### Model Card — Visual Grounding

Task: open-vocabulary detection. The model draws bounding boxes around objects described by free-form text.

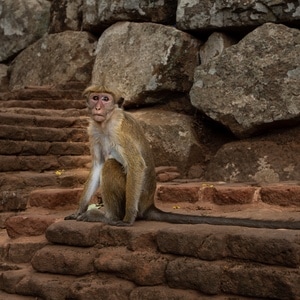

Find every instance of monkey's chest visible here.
[100,136,124,166]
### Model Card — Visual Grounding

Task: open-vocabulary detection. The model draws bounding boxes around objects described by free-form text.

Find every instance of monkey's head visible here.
[83,85,122,123]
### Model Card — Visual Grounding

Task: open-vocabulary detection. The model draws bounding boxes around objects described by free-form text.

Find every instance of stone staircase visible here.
[0,88,299,299]
[0,87,91,214]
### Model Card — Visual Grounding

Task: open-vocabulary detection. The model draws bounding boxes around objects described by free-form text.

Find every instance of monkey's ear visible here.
[117,97,125,108]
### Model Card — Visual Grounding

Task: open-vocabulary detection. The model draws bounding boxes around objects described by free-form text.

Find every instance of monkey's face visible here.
[88,93,115,123]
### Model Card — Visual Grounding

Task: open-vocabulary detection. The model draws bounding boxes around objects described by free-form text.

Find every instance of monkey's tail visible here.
[144,205,300,230]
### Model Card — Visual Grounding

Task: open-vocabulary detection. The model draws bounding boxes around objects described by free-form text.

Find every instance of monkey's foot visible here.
[76,208,107,222]
[64,213,78,220]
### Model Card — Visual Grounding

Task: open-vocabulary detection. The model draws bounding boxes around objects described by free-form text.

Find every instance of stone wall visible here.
[0,0,299,182]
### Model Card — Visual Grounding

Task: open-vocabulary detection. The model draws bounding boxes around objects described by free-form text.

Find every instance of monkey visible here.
[65,85,300,230]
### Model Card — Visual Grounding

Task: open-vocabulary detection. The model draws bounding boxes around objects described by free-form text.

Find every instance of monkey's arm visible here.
[65,143,103,220]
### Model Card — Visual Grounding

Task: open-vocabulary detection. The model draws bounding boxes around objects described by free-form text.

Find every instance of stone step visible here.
[0,267,254,300]
[2,180,299,236]
[0,125,88,142]
[12,222,300,299]
[0,140,89,156]
[0,87,85,101]
[0,267,141,300]
[0,230,48,264]
[2,220,299,299]
[0,155,90,172]
[0,169,89,191]
[157,180,300,208]
[4,208,74,239]
[0,106,87,117]
[0,112,88,128]
[0,169,89,214]
[44,220,300,264]
[0,99,86,110]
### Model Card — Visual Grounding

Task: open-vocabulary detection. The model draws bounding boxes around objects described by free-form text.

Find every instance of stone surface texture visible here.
[82,0,177,32]
[0,0,50,61]
[190,23,300,138]
[177,0,300,31]
[9,31,97,90]
[91,21,201,107]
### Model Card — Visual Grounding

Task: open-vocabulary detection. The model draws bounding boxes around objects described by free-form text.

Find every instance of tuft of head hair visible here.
[83,85,122,105]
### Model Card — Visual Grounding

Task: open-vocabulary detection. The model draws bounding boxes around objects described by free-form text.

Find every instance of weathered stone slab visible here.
[206,140,300,183]
[46,221,104,247]
[46,220,169,251]
[82,0,177,31]
[68,274,135,300]
[222,263,300,299]
[9,31,97,90]
[260,184,300,207]
[95,247,170,285]
[157,225,300,267]
[157,182,201,203]
[7,236,48,264]
[177,0,300,32]
[133,109,206,173]
[0,190,27,212]
[31,245,97,275]
[0,154,90,172]
[91,21,200,107]
[157,182,256,204]
[166,257,223,294]
[0,0,50,61]
[5,215,56,238]
[190,23,300,138]
[29,188,82,209]
[16,271,76,300]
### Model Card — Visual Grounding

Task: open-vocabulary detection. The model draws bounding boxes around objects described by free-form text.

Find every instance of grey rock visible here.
[0,0,50,61]
[91,22,200,107]
[82,0,177,32]
[177,0,300,32]
[9,31,97,90]
[190,23,300,138]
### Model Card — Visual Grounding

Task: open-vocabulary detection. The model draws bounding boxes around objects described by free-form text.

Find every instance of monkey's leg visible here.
[101,158,126,223]
[79,159,126,224]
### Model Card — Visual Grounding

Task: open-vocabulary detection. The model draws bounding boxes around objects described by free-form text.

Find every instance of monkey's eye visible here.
[101,96,109,102]
[92,95,99,101]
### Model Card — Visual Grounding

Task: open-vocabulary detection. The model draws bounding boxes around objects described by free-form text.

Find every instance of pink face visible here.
[88,92,115,123]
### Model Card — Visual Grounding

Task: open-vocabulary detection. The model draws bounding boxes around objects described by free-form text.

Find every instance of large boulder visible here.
[206,126,300,183]
[190,23,300,138]
[132,108,207,175]
[177,0,300,32]
[9,31,97,90]
[91,22,201,107]
[82,0,177,32]
[0,0,50,62]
